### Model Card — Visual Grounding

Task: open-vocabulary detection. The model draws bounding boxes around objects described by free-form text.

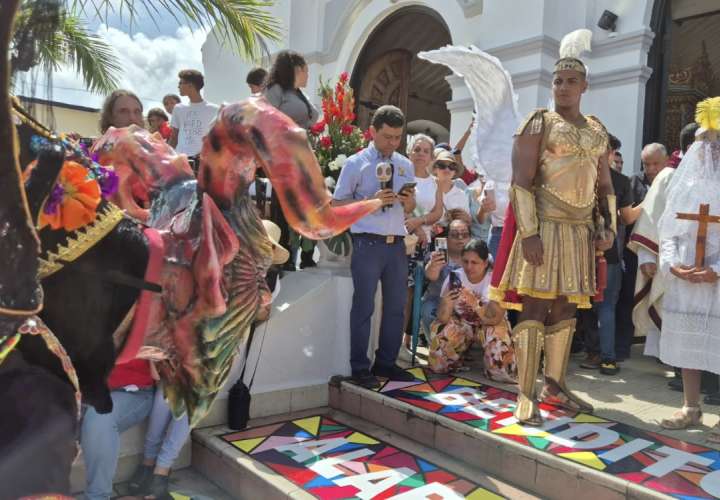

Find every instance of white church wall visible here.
[203,0,658,173]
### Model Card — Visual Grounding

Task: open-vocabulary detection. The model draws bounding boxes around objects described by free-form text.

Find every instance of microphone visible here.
[376,162,394,211]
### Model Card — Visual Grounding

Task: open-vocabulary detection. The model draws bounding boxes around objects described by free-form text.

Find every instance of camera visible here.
[449,270,462,291]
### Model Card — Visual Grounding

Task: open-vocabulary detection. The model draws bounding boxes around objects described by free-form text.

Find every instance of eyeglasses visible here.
[435,162,457,171]
[448,231,471,239]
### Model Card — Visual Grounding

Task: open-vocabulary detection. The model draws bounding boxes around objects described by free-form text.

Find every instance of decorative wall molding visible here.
[484,35,560,61]
[592,28,655,57]
[589,65,654,89]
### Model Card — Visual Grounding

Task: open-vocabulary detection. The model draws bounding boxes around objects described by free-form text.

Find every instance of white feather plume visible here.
[559,28,593,59]
[418,45,518,191]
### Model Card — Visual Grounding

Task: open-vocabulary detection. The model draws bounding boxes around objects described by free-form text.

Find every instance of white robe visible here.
[658,233,720,375]
[627,167,674,357]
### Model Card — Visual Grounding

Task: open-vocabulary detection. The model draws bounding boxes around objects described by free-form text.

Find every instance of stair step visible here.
[329,370,716,500]
[191,407,533,499]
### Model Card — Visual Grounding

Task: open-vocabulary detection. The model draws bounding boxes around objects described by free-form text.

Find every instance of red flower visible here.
[341,124,354,136]
[310,120,326,135]
[362,129,373,142]
[339,71,349,83]
[320,136,333,149]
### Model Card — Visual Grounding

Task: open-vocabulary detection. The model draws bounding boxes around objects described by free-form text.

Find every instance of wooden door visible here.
[356,49,412,132]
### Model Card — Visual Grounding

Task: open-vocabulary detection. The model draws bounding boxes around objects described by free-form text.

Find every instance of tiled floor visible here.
[403,343,720,448]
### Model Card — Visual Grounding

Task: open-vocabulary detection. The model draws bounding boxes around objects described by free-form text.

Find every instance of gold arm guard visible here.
[606,194,617,237]
[509,185,539,239]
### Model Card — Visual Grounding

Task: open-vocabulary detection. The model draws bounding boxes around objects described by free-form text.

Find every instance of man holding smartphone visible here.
[333,105,416,388]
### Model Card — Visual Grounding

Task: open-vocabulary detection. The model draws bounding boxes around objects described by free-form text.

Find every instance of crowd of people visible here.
[48,38,720,497]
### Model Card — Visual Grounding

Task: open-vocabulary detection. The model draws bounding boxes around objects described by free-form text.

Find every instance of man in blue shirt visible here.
[333,105,416,387]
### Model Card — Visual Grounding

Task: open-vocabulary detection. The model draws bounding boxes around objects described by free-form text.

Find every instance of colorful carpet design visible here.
[353,368,720,500]
[220,415,503,499]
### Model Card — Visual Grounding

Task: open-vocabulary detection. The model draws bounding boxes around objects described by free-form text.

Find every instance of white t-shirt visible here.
[170,101,220,156]
[415,176,437,214]
[440,267,491,302]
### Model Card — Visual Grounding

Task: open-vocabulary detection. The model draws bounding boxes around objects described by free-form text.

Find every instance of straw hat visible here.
[433,149,464,177]
[262,220,290,265]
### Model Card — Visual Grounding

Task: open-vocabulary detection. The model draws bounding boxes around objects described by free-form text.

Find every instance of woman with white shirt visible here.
[404,135,445,244]
[402,135,444,354]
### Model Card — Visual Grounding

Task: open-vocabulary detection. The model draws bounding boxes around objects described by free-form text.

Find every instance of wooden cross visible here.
[676,204,720,267]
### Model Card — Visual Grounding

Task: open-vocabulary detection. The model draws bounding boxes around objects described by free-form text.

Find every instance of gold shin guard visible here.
[512,320,544,425]
[540,319,594,413]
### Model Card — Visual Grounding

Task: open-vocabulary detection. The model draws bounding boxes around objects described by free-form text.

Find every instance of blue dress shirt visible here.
[333,142,415,235]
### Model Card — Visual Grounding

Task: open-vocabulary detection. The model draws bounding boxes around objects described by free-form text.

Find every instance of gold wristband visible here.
[510,185,539,238]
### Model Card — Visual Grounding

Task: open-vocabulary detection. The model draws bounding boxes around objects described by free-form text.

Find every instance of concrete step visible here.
[328,374,699,500]
[191,407,535,499]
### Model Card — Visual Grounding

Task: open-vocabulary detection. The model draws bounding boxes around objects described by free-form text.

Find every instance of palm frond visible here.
[69,0,283,60]
[58,14,121,93]
[12,3,121,94]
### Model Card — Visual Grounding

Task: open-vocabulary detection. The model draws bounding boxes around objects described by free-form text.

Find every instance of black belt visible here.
[352,233,404,244]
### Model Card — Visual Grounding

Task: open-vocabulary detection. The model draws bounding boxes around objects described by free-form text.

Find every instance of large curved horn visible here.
[200,97,381,239]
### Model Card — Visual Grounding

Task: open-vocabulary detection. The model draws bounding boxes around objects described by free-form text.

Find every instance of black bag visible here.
[227,321,268,430]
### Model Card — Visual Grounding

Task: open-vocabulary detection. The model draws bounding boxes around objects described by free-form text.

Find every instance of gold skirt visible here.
[490,218,596,310]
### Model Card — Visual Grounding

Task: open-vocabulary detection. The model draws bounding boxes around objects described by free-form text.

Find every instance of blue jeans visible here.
[144,386,191,469]
[488,226,503,259]
[592,263,622,361]
[350,236,408,372]
[81,388,154,500]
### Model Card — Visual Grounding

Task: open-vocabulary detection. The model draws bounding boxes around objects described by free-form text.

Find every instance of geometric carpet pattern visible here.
[353,368,720,500]
[220,415,504,499]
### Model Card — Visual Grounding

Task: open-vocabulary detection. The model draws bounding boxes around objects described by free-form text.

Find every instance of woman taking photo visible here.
[264,50,320,270]
[429,239,516,382]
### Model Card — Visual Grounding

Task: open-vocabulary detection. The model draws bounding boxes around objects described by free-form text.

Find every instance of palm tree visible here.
[12,0,282,94]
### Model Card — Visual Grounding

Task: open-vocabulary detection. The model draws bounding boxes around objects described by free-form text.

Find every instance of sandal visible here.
[660,406,703,430]
[708,422,720,444]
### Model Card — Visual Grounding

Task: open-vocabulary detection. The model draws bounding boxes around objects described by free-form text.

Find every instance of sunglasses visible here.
[448,231,471,238]
[435,162,457,171]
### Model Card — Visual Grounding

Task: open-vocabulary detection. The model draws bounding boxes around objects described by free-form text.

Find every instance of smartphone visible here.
[399,181,417,194]
[449,270,462,291]
[435,237,448,262]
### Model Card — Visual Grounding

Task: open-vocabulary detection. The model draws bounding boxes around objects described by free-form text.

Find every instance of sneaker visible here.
[579,353,601,369]
[145,473,172,500]
[372,364,416,382]
[127,464,153,495]
[599,360,620,375]
[351,369,380,389]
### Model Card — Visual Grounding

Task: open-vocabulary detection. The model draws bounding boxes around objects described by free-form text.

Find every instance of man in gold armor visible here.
[490,49,616,425]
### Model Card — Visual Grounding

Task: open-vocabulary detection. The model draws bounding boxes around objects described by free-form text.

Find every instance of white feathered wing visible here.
[418,45,518,192]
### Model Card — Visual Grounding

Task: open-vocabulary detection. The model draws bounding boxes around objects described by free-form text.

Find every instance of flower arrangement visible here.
[308,72,369,181]
[29,135,119,232]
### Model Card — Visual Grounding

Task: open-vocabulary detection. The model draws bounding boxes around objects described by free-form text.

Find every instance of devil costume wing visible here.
[418,45,520,305]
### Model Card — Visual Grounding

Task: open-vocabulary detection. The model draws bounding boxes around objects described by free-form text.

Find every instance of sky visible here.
[13,4,208,111]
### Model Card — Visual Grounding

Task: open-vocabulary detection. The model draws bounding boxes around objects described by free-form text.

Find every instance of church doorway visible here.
[644,0,720,153]
[350,6,452,145]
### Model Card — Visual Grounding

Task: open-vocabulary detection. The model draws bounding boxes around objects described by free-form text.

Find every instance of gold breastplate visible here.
[536,112,607,220]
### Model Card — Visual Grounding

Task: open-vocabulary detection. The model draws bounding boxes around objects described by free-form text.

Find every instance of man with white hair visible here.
[631,143,668,205]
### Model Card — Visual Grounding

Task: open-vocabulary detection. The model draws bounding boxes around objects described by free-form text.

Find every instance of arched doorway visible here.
[350,6,452,144]
[644,0,720,151]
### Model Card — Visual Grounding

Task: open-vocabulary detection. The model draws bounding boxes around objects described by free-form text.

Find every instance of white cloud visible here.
[15,24,208,111]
